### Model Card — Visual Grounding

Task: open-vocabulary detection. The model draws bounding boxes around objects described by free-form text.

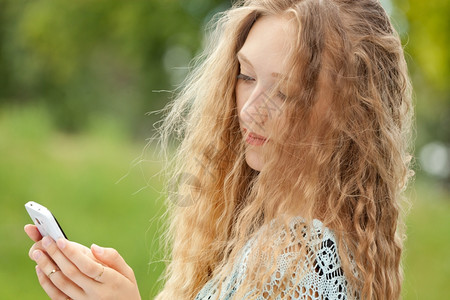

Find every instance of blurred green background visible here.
[1,0,449,299]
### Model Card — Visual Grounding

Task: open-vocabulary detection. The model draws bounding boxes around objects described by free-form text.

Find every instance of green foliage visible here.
[0,0,230,132]
[393,0,450,147]
[395,0,450,90]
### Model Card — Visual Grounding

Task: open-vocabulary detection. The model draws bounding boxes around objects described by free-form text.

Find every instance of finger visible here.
[29,241,59,269]
[35,266,69,300]
[91,244,136,282]
[71,241,98,259]
[29,240,44,261]
[24,224,43,242]
[42,236,97,290]
[56,238,114,284]
[33,249,85,299]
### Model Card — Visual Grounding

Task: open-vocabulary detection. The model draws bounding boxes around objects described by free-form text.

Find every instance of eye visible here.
[237,73,255,82]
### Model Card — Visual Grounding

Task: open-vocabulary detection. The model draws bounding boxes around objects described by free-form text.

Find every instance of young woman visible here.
[25,0,413,299]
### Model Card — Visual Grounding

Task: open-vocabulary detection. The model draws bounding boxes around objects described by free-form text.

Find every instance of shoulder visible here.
[259,217,349,299]
[194,217,349,300]
[285,217,345,279]
[292,217,348,299]
[269,216,339,253]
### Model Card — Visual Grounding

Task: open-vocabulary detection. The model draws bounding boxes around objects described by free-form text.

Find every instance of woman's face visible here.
[236,15,292,171]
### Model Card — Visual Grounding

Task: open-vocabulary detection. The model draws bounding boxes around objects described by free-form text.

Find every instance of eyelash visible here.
[237,73,255,82]
[237,73,287,100]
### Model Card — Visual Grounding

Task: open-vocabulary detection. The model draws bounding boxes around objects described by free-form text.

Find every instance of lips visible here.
[243,128,268,146]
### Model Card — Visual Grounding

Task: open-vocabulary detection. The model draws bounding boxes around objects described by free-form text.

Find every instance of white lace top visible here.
[195,217,348,300]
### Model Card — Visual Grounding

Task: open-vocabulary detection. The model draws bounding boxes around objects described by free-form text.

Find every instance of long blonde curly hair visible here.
[154,0,413,299]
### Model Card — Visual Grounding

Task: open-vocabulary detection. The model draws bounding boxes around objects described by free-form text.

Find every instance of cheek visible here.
[268,108,290,142]
[235,82,247,119]
[271,117,286,140]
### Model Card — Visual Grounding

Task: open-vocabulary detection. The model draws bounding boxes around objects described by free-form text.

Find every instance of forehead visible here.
[238,15,293,74]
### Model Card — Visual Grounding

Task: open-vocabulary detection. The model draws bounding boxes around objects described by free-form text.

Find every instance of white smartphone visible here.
[25,201,67,241]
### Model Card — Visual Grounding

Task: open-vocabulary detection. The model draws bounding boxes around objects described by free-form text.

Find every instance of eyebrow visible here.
[237,52,283,78]
[271,72,283,78]
[236,52,253,68]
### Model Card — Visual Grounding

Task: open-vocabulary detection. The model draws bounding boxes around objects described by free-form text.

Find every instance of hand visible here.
[25,224,96,262]
[25,225,141,300]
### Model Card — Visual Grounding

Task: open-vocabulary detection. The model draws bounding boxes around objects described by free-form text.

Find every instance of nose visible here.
[240,88,269,130]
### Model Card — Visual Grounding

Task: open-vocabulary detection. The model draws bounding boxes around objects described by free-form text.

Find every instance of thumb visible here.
[91,244,135,282]
[24,224,43,242]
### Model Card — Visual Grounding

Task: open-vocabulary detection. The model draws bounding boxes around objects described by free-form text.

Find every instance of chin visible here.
[245,151,263,171]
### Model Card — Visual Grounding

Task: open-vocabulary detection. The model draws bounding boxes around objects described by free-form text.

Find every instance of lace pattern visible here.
[195,218,348,300]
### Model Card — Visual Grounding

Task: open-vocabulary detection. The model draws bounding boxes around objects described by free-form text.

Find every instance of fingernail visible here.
[42,236,52,248]
[92,244,104,255]
[33,250,42,261]
[35,265,42,275]
[57,238,66,249]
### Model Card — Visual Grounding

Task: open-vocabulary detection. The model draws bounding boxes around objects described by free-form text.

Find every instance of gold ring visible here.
[95,265,105,281]
[47,269,58,278]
